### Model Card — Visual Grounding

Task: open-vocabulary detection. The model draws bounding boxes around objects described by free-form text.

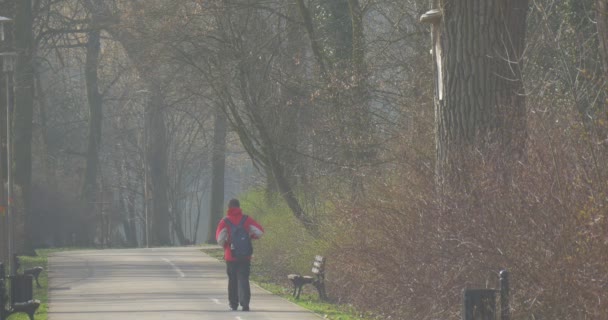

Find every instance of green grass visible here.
[253,280,377,320]
[200,247,376,320]
[6,248,71,320]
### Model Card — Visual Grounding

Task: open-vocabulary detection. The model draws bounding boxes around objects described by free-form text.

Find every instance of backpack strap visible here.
[223,217,234,227]
[238,215,248,227]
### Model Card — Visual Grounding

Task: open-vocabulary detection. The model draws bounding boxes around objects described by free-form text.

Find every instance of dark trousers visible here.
[226,260,251,308]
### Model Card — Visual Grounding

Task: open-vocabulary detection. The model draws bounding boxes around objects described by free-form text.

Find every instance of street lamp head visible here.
[0,52,16,72]
[0,16,12,42]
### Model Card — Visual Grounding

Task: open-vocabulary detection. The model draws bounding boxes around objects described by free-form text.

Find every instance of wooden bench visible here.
[287,255,327,300]
[0,262,41,320]
[24,267,44,289]
[11,300,41,320]
[14,256,44,288]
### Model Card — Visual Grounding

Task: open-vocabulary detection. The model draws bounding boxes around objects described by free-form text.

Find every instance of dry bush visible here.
[327,109,608,319]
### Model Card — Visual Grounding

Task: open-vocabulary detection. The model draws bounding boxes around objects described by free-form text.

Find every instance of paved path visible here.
[48,247,320,320]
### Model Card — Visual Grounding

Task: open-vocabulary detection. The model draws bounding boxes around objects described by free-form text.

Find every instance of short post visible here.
[499,270,510,320]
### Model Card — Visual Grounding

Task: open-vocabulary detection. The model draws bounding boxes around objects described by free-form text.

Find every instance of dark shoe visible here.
[230,306,238,311]
[241,306,250,311]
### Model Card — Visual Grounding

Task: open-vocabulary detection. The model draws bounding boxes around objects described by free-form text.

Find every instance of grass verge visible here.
[201,247,375,320]
[6,250,47,320]
[8,248,72,320]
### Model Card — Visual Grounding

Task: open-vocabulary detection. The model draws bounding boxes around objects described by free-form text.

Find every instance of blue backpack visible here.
[225,215,253,260]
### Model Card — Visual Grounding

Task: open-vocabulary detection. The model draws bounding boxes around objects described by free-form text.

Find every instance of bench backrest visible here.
[311,255,325,275]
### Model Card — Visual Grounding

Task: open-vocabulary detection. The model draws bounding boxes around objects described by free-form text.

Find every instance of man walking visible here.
[216,199,264,311]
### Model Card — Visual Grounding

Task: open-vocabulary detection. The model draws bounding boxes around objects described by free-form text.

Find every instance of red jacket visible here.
[215,207,264,262]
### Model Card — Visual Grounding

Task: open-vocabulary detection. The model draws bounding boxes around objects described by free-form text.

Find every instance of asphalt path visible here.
[48,247,321,320]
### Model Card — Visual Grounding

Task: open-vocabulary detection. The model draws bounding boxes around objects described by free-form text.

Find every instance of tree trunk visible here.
[434,0,528,187]
[206,108,226,244]
[598,0,608,81]
[171,203,187,245]
[80,0,173,247]
[14,0,36,255]
[146,88,171,246]
[117,158,137,247]
[82,28,103,244]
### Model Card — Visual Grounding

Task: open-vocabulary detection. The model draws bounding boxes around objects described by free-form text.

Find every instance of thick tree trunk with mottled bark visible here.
[434,0,528,187]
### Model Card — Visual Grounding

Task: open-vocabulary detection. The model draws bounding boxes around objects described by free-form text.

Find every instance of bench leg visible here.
[25,310,35,320]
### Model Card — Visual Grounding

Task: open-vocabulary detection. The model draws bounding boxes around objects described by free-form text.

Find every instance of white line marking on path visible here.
[162,258,185,278]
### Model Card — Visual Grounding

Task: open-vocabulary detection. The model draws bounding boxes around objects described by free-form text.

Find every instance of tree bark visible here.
[598,0,608,81]
[206,108,226,244]
[82,28,103,244]
[434,0,528,187]
[117,158,137,247]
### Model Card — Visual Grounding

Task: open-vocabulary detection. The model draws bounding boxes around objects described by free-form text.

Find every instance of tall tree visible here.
[82,0,172,245]
[14,0,36,254]
[82,26,103,243]
[429,0,529,187]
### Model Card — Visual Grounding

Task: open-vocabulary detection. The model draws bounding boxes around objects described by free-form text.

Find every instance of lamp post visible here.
[0,15,17,277]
